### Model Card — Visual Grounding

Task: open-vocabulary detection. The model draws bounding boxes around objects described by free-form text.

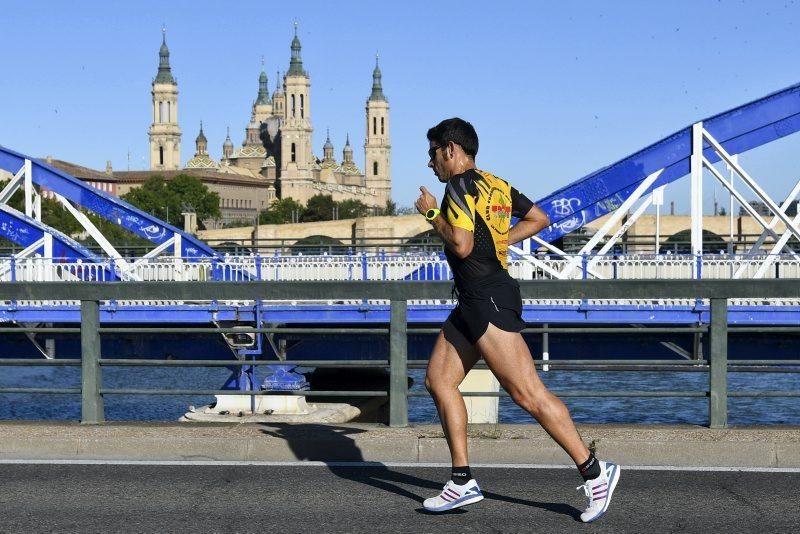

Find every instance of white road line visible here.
[0,459,798,473]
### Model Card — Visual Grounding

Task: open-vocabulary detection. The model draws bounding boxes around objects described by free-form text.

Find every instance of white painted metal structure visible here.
[503,121,800,281]
[0,157,192,281]
[3,253,800,283]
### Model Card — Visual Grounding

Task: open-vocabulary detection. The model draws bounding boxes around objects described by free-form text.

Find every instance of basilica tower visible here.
[149,30,181,170]
[364,55,391,208]
[252,62,273,124]
[278,24,314,200]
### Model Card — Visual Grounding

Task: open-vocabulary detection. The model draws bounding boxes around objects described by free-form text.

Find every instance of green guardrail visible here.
[1,280,800,428]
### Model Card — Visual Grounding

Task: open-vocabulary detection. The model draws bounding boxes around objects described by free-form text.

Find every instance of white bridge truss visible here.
[508,122,800,280]
[0,158,188,281]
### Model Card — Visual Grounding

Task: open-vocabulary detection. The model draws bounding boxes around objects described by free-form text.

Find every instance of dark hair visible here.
[426,117,478,158]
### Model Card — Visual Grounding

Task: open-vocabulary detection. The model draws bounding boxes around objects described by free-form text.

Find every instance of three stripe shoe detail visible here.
[423,479,484,512]
[577,460,621,522]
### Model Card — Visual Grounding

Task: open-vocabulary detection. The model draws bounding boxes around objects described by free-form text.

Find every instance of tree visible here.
[259,197,304,224]
[337,198,370,219]
[383,199,397,216]
[121,174,220,228]
[6,189,83,236]
[83,213,152,250]
[3,187,149,250]
[302,194,336,222]
[167,174,221,224]
[121,175,174,223]
[42,198,84,236]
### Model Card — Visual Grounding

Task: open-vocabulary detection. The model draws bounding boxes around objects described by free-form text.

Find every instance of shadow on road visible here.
[259,423,439,503]
[258,423,580,519]
[483,491,580,520]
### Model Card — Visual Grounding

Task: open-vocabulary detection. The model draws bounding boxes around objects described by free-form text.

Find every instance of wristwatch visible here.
[425,208,441,221]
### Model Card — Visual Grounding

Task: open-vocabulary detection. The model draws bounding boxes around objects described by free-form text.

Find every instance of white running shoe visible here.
[423,479,484,512]
[577,460,620,523]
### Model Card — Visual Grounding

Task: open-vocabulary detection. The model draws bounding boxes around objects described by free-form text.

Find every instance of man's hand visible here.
[415,186,437,214]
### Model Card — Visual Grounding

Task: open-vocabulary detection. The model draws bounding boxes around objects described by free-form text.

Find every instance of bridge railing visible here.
[5,252,800,282]
[0,280,799,428]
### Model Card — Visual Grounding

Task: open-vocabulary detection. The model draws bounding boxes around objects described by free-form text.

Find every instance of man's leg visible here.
[475,323,588,464]
[425,321,480,467]
[476,323,621,522]
[422,321,486,512]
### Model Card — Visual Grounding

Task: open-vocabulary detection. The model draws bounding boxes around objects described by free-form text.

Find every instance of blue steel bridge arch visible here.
[0,204,99,263]
[0,146,221,274]
[535,82,800,244]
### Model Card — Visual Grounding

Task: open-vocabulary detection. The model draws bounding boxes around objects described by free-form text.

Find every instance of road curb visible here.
[0,422,798,467]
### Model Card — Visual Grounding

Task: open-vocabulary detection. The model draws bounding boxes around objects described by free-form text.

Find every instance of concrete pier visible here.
[459,369,499,424]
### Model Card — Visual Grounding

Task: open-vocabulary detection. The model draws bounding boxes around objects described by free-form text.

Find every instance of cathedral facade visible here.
[148,27,391,223]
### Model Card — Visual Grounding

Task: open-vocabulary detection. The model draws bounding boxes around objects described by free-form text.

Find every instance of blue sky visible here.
[2,0,799,214]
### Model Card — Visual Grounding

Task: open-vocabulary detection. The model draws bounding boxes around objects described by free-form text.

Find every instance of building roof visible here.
[41,158,267,188]
[41,158,117,182]
[185,154,219,170]
[114,168,268,187]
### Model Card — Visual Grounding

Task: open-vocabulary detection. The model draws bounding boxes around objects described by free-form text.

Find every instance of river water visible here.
[0,365,798,425]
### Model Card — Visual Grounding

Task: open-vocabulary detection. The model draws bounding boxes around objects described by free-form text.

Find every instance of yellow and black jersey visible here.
[441,168,534,287]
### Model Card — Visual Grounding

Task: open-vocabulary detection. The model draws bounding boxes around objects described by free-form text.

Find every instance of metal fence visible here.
[4,252,800,283]
[0,279,799,428]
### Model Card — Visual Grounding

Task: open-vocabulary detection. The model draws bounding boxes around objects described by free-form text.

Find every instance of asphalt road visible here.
[0,464,797,533]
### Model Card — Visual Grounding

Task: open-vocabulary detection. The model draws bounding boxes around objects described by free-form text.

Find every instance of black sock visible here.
[451,466,472,485]
[578,453,601,481]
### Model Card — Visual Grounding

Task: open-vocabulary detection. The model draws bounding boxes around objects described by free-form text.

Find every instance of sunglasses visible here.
[428,145,443,160]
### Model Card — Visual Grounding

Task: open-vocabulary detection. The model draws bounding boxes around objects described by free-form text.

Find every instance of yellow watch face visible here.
[426,208,440,221]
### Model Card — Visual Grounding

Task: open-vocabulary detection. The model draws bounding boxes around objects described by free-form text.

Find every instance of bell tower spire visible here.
[149,27,181,170]
[279,22,314,202]
[365,53,391,209]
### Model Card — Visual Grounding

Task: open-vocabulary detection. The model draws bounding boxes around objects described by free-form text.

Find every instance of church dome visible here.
[196,122,207,144]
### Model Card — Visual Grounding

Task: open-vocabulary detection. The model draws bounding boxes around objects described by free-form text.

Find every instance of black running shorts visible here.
[445,271,526,344]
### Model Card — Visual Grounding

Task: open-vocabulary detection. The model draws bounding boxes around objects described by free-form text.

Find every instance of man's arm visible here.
[430,215,474,259]
[508,204,549,245]
[415,185,474,259]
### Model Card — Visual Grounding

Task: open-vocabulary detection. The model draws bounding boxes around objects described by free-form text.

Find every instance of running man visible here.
[415,118,620,522]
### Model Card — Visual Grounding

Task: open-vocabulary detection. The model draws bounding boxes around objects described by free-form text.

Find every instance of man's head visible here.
[427,117,478,181]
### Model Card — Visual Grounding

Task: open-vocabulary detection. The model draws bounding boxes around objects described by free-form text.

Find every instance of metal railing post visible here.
[361,252,369,281]
[389,299,408,427]
[709,297,728,428]
[81,299,104,424]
